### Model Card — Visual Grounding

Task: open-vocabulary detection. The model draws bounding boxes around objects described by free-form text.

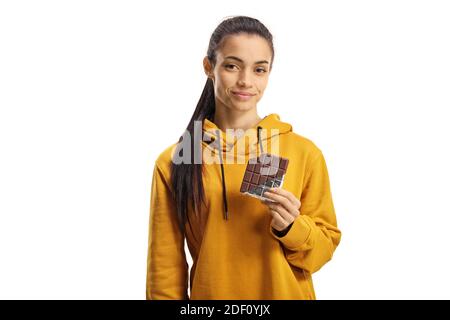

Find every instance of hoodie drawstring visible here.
[216,129,229,220]
[215,126,265,221]
[257,126,264,155]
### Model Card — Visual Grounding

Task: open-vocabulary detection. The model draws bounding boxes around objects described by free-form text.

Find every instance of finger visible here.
[266,201,296,221]
[263,191,298,214]
[269,188,301,209]
[269,210,288,230]
[271,219,285,231]
[261,198,276,205]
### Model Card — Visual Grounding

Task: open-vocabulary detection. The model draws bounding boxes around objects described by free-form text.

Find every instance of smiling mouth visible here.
[231,91,255,96]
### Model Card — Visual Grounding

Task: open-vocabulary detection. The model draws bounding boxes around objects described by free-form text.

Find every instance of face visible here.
[203,33,272,112]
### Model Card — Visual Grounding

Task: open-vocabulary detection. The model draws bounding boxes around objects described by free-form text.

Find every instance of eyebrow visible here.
[224,55,269,65]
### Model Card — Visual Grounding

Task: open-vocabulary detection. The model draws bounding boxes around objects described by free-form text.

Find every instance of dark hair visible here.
[170,16,275,235]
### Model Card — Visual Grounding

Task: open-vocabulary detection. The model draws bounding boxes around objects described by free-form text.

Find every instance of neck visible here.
[213,106,262,133]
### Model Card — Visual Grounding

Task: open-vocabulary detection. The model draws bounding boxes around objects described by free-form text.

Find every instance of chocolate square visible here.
[240,153,289,201]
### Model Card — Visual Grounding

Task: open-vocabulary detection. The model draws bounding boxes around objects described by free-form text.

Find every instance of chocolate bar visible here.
[240,153,289,201]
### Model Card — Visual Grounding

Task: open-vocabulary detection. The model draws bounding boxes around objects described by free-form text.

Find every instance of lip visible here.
[231,90,255,101]
[231,91,255,96]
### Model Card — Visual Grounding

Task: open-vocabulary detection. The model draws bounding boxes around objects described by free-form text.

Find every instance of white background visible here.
[1,0,449,299]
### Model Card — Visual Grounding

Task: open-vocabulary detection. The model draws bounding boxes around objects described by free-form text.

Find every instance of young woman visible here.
[146,16,341,300]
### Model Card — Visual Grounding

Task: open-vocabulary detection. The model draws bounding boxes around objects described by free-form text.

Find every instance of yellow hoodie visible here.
[146,113,341,300]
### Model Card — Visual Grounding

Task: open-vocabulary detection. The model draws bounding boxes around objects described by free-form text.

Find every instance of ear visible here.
[203,56,214,79]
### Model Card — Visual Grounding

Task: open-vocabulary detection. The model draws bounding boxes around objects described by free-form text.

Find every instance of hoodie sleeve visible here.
[146,162,189,300]
[270,150,341,274]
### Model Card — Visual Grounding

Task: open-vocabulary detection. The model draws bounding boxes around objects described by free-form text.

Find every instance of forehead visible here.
[216,33,271,63]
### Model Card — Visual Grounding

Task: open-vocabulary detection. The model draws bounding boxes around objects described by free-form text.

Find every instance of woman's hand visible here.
[261,187,301,233]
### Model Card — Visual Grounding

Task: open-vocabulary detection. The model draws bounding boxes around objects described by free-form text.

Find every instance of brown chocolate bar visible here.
[240,153,289,201]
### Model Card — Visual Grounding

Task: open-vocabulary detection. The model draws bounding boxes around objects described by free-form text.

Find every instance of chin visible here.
[227,97,257,110]
[229,103,256,112]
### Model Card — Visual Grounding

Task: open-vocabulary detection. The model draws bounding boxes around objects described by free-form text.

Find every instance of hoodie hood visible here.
[200,113,293,221]
[202,113,292,156]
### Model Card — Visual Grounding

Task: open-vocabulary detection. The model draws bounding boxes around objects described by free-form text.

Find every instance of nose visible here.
[237,69,252,87]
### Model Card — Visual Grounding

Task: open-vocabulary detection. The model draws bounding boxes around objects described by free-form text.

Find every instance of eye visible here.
[225,64,237,70]
[256,67,267,73]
